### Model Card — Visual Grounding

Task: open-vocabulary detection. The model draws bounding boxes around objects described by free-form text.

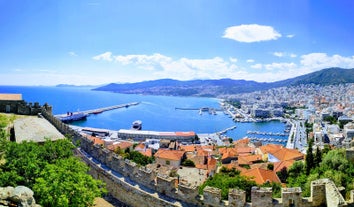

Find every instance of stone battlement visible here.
[38,108,354,207]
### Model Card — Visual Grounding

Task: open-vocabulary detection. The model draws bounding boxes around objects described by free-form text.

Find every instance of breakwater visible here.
[39,107,353,207]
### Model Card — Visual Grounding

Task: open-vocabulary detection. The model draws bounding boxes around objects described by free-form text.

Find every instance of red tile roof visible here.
[107,141,133,151]
[270,148,304,162]
[259,144,283,154]
[273,160,295,172]
[0,94,22,101]
[236,147,255,154]
[241,168,281,185]
[154,149,185,161]
[238,154,262,165]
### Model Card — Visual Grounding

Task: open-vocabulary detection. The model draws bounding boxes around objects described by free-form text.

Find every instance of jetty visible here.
[55,102,140,119]
[216,125,237,135]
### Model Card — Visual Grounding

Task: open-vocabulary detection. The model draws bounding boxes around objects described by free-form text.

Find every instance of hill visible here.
[93,68,354,97]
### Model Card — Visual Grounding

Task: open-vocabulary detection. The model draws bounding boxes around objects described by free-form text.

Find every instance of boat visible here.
[60,112,87,123]
[131,120,142,130]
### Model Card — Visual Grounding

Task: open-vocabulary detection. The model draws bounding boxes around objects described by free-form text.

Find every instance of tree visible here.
[305,139,314,175]
[267,163,274,171]
[33,157,106,207]
[314,146,322,168]
[182,159,195,167]
[276,167,288,183]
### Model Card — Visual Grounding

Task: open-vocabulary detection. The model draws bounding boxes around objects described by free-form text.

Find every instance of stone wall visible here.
[0,100,51,115]
[0,186,40,207]
[40,108,354,207]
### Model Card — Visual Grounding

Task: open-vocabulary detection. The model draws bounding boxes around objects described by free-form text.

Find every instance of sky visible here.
[0,0,354,86]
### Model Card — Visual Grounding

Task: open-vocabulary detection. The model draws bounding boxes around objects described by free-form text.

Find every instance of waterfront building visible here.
[118,129,196,141]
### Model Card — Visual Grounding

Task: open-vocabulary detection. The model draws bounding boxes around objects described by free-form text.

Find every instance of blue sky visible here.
[0,0,353,86]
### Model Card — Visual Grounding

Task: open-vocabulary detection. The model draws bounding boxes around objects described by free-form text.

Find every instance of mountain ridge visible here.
[93,67,354,97]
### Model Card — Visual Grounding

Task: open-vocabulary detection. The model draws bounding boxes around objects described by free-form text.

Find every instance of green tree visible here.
[33,157,106,207]
[182,159,195,167]
[276,167,288,183]
[313,146,322,168]
[305,139,314,175]
[267,163,274,171]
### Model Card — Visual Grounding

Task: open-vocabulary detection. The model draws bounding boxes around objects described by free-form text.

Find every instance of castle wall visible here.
[228,188,246,207]
[251,187,273,207]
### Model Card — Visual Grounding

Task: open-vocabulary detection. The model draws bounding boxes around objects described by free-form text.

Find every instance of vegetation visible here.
[182,159,195,167]
[225,99,241,109]
[199,167,257,201]
[0,138,106,207]
[323,115,337,125]
[115,147,154,166]
[287,148,354,198]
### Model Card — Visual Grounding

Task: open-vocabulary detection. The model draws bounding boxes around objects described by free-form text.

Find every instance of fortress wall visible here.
[177,184,199,205]
[41,107,353,207]
[310,180,326,206]
[228,188,246,207]
[77,148,182,207]
[202,186,223,207]
[251,187,273,207]
[136,167,156,189]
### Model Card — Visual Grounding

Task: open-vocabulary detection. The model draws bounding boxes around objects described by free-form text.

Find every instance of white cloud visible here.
[90,52,354,84]
[229,57,238,63]
[273,52,284,57]
[222,24,282,43]
[300,53,354,71]
[273,52,297,58]
[264,62,297,71]
[93,52,113,61]
[68,51,78,57]
[93,52,239,80]
[286,34,295,38]
[251,64,263,69]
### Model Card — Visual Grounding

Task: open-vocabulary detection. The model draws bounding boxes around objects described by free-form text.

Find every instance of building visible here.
[118,129,196,141]
[154,149,186,168]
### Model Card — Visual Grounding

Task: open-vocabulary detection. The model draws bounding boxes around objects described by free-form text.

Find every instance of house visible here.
[241,168,281,185]
[273,160,295,172]
[107,141,134,152]
[134,143,153,157]
[219,147,238,164]
[238,154,263,165]
[154,149,186,168]
[268,148,304,162]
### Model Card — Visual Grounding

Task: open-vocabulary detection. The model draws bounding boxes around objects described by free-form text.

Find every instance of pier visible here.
[55,102,140,118]
[217,125,237,135]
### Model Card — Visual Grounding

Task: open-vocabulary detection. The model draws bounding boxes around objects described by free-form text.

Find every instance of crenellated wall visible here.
[39,108,354,207]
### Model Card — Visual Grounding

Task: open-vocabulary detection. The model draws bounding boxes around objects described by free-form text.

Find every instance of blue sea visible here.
[0,86,287,141]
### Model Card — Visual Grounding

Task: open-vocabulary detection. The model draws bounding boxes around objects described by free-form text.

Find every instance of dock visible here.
[217,126,237,135]
[55,102,140,118]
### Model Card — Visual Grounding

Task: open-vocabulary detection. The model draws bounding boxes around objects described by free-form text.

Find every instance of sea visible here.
[0,86,287,143]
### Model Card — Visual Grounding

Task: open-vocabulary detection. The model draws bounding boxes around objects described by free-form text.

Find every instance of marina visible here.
[246,136,288,143]
[246,130,288,136]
